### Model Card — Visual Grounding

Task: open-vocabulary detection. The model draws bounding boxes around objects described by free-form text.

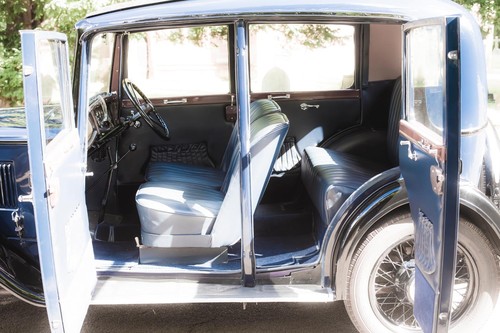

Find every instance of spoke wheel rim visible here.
[368,236,477,330]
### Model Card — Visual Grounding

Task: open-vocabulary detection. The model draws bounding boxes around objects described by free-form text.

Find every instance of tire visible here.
[345,213,500,333]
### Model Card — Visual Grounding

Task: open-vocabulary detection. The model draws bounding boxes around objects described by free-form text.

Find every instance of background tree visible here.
[0,0,123,107]
[454,0,499,38]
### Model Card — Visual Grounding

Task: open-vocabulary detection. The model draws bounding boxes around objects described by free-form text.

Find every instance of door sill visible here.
[91,276,334,304]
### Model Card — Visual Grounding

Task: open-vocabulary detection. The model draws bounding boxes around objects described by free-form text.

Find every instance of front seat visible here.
[136,110,289,248]
[145,99,281,187]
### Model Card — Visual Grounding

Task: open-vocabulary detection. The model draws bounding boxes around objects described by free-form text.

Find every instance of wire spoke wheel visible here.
[346,214,500,333]
[369,237,475,330]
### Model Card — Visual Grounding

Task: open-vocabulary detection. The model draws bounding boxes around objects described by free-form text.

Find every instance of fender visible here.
[0,240,44,306]
[319,167,404,292]
[321,168,500,300]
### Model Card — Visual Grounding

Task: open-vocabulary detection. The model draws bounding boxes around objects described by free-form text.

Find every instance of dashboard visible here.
[88,93,116,148]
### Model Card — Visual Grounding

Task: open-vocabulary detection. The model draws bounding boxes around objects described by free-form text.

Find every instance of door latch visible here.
[430,165,445,195]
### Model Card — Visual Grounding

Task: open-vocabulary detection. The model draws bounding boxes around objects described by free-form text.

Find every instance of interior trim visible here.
[121,94,234,108]
[251,89,360,101]
[399,119,445,162]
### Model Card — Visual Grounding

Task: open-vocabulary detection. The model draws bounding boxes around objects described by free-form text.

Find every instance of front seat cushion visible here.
[136,181,224,247]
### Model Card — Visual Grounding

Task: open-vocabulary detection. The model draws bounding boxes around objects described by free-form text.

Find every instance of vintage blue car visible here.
[1,0,499,332]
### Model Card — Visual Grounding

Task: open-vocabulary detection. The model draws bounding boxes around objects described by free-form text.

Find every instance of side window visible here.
[127,26,230,98]
[249,24,356,93]
[89,33,115,96]
[406,25,444,139]
[39,39,73,143]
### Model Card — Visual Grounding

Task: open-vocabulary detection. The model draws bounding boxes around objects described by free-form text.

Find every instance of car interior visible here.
[84,21,403,273]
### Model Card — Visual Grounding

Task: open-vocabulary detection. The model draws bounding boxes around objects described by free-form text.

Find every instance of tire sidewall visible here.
[346,216,500,333]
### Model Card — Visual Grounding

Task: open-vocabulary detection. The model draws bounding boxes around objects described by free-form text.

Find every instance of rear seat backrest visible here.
[386,77,402,166]
[301,77,402,225]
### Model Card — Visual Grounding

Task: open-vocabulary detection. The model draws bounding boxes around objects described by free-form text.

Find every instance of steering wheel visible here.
[122,78,170,139]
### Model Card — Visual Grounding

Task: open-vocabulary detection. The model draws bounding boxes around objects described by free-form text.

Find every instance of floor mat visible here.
[255,233,319,267]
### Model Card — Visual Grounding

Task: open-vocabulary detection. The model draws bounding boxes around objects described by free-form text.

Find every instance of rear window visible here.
[249,24,356,93]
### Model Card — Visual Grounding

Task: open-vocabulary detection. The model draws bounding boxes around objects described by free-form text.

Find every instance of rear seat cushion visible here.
[301,146,386,224]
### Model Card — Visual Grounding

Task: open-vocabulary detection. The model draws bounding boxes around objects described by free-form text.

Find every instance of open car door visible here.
[21,31,96,332]
[399,18,461,333]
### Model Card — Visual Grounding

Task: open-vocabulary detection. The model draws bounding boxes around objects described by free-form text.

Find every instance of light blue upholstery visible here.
[145,99,281,187]
[136,110,289,248]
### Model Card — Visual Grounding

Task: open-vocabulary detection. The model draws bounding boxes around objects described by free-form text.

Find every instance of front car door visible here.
[399,17,461,333]
[21,31,96,332]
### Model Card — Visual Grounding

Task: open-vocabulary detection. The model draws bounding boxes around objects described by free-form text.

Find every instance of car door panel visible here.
[399,17,461,333]
[21,30,96,333]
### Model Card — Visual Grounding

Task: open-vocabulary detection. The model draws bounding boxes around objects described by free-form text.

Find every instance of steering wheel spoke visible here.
[122,78,170,139]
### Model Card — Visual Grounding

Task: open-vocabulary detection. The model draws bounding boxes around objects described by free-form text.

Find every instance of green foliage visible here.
[0,0,124,107]
[165,26,229,46]
[253,24,345,48]
[41,0,94,50]
[454,0,499,37]
[0,49,23,107]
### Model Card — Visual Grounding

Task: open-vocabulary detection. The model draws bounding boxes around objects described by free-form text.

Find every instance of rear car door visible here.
[399,18,461,333]
[21,30,96,332]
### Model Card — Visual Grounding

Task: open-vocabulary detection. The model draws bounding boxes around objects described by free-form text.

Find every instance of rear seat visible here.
[301,147,386,224]
[301,78,401,225]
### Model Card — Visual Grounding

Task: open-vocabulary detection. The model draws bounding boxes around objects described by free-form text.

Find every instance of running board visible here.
[91,276,334,305]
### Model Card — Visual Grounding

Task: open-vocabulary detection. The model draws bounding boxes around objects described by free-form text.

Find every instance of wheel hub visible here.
[394,259,415,303]
[370,239,473,330]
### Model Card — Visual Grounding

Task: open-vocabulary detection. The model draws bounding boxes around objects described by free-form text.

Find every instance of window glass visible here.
[0,39,71,137]
[406,25,444,138]
[39,39,72,143]
[89,33,115,97]
[127,26,230,98]
[249,24,355,93]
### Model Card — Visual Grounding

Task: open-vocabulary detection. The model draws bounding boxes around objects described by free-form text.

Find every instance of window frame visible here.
[246,21,361,101]
[120,23,234,104]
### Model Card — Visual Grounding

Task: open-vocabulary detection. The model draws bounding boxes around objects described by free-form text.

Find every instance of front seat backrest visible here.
[211,112,289,247]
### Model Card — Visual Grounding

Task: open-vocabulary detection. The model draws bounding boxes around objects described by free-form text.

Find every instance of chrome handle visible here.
[267,94,290,100]
[400,140,418,161]
[163,98,187,105]
[300,103,320,111]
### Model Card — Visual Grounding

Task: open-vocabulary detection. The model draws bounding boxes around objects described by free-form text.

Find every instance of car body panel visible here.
[399,17,461,332]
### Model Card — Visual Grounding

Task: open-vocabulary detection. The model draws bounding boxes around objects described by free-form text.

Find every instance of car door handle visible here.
[300,103,320,111]
[163,98,187,105]
[267,94,290,100]
[400,140,418,161]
